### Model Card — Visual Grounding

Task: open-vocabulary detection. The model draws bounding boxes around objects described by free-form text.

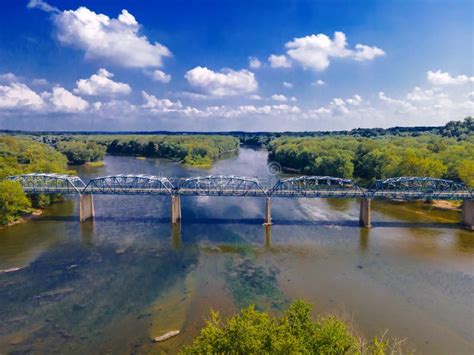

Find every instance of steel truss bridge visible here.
[4,173,474,229]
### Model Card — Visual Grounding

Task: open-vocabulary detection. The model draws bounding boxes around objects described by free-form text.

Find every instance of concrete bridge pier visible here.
[171,195,181,224]
[359,198,371,228]
[461,200,474,231]
[263,196,272,225]
[79,194,94,222]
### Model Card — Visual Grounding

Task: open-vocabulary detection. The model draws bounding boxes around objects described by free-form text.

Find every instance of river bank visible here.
[0,208,43,229]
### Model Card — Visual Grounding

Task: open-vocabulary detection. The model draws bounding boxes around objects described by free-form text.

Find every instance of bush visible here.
[181,300,359,354]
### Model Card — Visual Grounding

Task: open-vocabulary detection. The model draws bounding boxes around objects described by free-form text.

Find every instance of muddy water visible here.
[0,148,473,354]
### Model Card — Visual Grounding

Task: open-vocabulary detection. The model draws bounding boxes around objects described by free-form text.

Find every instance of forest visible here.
[38,134,240,168]
[269,134,474,187]
[0,136,71,225]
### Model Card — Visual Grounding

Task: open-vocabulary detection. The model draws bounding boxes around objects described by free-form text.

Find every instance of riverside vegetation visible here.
[0,136,71,225]
[269,134,474,187]
[182,300,405,354]
[41,134,240,168]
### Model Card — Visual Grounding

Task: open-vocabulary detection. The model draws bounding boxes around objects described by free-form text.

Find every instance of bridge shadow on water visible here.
[36,215,462,229]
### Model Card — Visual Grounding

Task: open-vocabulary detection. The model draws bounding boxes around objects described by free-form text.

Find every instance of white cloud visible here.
[378,91,415,113]
[285,31,384,71]
[427,70,474,86]
[185,66,258,97]
[47,5,171,68]
[268,54,291,68]
[272,94,288,102]
[75,68,131,96]
[313,79,326,86]
[142,91,183,112]
[146,69,171,83]
[249,57,262,69]
[27,0,59,13]
[0,82,44,110]
[346,94,362,106]
[283,81,293,88]
[0,73,19,82]
[353,44,386,61]
[44,87,89,112]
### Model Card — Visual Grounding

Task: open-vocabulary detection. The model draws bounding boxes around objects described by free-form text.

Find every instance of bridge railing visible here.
[4,173,473,201]
[368,177,473,200]
[178,175,267,196]
[269,176,365,198]
[83,174,174,195]
[5,173,86,194]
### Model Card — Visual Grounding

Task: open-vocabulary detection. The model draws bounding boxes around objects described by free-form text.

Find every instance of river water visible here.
[0,148,473,354]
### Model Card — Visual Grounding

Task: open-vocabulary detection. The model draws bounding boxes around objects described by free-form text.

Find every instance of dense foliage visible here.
[269,134,474,187]
[181,300,399,354]
[57,141,106,164]
[0,136,70,224]
[74,135,240,167]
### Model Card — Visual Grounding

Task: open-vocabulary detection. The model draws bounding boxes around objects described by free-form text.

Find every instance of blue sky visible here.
[0,0,472,131]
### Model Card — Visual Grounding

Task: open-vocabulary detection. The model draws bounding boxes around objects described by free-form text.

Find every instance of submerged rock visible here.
[153,330,180,342]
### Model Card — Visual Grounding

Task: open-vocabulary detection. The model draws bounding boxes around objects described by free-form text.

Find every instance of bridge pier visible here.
[359,198,371,228]
[263,196,272,225]
[171,195,181,224]
[79,194,94,222]
[461,200,474,231]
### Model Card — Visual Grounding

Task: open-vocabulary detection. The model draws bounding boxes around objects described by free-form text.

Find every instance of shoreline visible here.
[1,208,43,229]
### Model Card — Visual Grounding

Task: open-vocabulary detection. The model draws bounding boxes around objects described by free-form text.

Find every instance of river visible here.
[0,147,473,354]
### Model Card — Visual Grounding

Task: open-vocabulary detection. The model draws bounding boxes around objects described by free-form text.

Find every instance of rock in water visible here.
[153,330,180,342]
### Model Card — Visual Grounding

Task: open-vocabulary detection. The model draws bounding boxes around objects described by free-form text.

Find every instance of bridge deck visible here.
[6,174,473,201]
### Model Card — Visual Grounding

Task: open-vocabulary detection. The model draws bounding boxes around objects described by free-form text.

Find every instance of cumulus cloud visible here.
[272,94,288,102]
[43,87,89,112]
[146,69,171,83]
[0,79,89,114]
[142,91,183,111]
[427,70,474,86]
[0,82,44,110]
[249,57,262,69]
[283,31,384,71]
[268,54,291,68]
[185,66,258,97]
[32,3,171,68]
[0,73,19,82]
[75,68,131,96]
[283,81,293,88]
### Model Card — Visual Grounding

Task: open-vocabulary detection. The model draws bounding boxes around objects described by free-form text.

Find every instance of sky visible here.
[0,0,472,131]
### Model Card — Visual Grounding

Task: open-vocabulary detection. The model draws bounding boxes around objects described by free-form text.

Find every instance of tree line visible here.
[0,136,71,225]
[269,134,474,187]
[48,134,240,167]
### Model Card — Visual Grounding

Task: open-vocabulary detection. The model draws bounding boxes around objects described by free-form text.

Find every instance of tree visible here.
[0,180,31,224]
[181,300,359,354]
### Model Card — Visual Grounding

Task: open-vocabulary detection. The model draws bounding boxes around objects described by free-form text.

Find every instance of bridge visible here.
[5,173,474,230]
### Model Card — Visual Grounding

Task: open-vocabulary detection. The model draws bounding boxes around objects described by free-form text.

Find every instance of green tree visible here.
[0,180,31,225]
[181,300,359,354]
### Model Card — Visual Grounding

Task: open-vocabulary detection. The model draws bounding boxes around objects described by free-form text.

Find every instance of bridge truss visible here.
[270,176,365,198]
[5,173,86,194]
[369,177,473,200]
[4,173,473,201]
[83,174,174,195]
[178,175,267,196]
